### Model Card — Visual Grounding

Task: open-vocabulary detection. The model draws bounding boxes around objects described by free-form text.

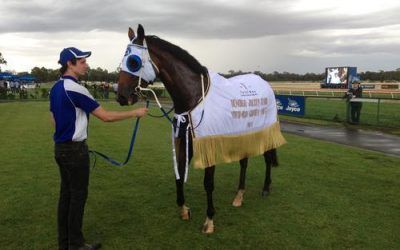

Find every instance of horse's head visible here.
[117,24,157,105]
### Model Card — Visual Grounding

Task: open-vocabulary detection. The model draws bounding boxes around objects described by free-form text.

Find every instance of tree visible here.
[30,67,59,82]
[0,52,7,72]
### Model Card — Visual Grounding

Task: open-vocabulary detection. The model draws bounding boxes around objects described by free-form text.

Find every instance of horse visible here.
[117,24,286,234]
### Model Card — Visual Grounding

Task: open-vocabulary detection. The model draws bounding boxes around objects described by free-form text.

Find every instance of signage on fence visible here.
[276,95,305,116]
[362,84,375,89]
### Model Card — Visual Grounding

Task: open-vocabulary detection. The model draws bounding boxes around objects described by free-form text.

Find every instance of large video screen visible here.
[326,67,348,84]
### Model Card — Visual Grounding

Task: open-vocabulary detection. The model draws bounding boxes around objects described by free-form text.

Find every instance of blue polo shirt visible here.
[50,76,100,143]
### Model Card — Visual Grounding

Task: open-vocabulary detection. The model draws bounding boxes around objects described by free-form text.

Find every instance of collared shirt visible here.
[50,75,99,143]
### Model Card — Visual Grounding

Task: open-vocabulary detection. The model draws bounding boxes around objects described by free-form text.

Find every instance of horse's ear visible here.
[137,24,145,41]
[128,27,135,41]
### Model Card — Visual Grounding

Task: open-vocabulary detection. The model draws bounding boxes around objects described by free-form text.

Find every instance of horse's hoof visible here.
[202,218,214,234]
[232,197,242,207]
[261,190,270,197]
[202,224,214,234]
[180,205,191,220]
[232,189,245,207]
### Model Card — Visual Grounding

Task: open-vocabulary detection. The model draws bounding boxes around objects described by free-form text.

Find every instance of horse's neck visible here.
[163,71,202,114]
[152,52,204,114]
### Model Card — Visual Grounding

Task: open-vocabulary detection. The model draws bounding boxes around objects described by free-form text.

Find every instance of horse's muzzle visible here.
[117,94,129,106]
[117,94,138,106]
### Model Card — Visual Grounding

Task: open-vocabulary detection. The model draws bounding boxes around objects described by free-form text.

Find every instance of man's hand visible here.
[134,108,148,118]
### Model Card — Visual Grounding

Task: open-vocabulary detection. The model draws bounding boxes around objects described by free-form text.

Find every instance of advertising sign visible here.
[276,95,305,116]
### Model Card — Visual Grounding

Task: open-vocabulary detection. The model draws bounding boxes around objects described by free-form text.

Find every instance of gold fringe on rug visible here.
[192,121,286,169]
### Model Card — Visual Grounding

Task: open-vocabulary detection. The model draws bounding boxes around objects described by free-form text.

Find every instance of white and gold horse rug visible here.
[187,71,286,169]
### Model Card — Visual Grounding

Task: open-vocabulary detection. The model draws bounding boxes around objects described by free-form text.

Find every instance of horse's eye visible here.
[126,55,142,72]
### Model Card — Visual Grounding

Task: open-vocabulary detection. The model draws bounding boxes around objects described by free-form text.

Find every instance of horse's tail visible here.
[265,148,279,167]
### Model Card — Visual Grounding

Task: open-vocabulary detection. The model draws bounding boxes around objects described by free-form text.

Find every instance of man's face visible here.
[68,58,89,76]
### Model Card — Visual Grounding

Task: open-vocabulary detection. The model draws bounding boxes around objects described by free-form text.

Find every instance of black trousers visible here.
[350,103,362,123]
[55,141,89,250]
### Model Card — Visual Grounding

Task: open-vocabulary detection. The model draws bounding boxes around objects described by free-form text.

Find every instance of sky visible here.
[1,0,400,74]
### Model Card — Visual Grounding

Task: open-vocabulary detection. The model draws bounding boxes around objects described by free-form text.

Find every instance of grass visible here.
[303,97,400,128]
[0,101,400,249]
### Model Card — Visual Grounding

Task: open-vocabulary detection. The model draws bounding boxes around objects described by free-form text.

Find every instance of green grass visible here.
[303,97,400,128]
[1,101,400,249]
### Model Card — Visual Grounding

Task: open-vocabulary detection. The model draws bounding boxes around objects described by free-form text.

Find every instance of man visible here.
[346,78,363,124]
[50,47,148,250]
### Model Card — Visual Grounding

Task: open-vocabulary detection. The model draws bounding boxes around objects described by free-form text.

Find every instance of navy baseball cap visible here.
[351,76,361,84]
[58,47,91,65]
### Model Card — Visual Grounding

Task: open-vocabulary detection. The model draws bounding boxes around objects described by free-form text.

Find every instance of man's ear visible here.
[66,60,76,68]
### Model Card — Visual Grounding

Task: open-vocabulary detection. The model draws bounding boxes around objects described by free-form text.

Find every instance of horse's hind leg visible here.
[262,149,278,196]
[232,158,248,207]
[202,165,215,234]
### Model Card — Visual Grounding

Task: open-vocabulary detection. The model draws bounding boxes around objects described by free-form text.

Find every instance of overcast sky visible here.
[1,0,399,74]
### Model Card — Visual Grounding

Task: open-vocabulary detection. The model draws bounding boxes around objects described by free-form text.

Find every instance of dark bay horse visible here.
[117,24,284,234]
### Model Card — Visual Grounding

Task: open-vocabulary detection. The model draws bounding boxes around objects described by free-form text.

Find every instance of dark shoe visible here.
[77,242,102,250]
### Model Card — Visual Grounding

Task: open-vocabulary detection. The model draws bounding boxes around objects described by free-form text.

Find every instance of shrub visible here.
[19,89,28,99]
[41,88,49,99]
[0,88,7,99]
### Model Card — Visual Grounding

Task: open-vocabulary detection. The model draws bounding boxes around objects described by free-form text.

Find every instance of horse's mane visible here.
[146,35,208,75]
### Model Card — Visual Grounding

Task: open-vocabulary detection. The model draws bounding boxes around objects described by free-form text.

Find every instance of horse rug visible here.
[188,71,286,169]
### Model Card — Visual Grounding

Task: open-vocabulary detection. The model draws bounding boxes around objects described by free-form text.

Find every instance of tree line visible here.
[221,70,325,82]
[29,67,119,83]
[2,50,400,82]
[25,67,400,83]
[2,58,400,83]
[223,69,400,82]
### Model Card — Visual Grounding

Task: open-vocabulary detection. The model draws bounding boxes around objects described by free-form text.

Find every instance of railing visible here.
[273,88,400,100]
[278,95,400,128]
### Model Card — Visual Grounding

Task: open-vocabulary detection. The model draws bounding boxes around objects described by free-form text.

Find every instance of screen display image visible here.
[326,67,348,84]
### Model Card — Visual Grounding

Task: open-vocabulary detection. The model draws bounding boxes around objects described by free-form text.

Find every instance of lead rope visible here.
[171,126,179,179]
[89,100,149,168]
[170,117,190,182]
[184,128,189,182]
[132,39,185,181]
[171,113,188,181]
[170,74,206,182]
[136,38,163,108]
[171,113,187,181]
[123,38,203,181]
[135,40,206,182]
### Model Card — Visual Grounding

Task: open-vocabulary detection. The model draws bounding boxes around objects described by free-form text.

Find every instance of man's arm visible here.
[91,106,148,122]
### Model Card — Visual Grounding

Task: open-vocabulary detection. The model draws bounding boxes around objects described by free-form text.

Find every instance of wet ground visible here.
[280,121,400,158]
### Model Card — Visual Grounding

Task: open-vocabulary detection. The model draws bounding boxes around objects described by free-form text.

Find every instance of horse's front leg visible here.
[232,158,248,207]
[176,177,190,220]
[175,137,192,220]
[202,165,215,234]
